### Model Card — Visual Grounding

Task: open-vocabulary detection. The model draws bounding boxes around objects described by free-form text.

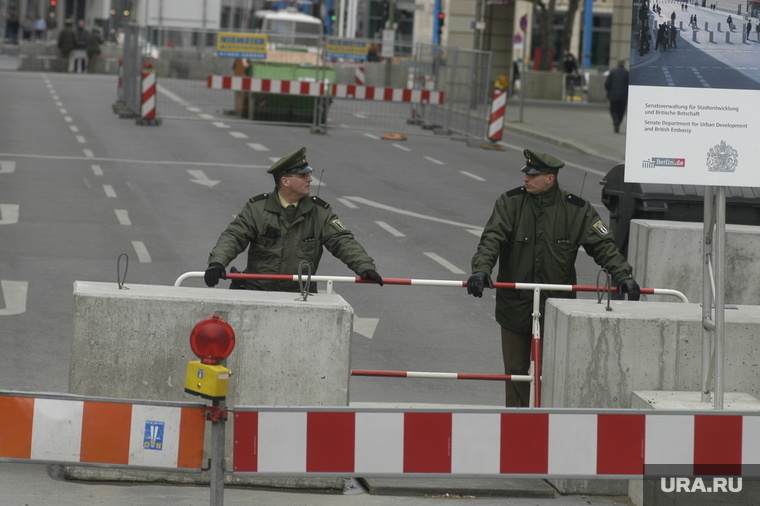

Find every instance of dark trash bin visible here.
[600,163,760,256]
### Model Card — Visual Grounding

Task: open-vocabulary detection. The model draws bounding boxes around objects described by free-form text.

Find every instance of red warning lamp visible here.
[189,315,235,365]
[50,0,57,5]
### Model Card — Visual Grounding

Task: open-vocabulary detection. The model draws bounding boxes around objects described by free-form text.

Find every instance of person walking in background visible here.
[56,20,76,72]
[747,20,752,41]
[86,25,103,73]
[34,15,47,40]
[204,147,383,292]
[466,149,640,407]
[605,59,630,133]
[71,19,88,72]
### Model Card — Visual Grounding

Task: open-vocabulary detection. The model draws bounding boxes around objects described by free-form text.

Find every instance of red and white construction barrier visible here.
[0,394,205,469]
[206,75,445,105]
[487,88,507,143]
[233,408,760,476]
[173,272,688,408]
[354,65,365,85]
[138,63,159,125]
[174,272,689,303]
[351,369,532,382]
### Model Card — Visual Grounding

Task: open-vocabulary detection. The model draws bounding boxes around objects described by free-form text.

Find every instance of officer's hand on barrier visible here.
[360,269,384,286]
[204,263,226,287]
[618,278,641,301]
[467,271,493,298]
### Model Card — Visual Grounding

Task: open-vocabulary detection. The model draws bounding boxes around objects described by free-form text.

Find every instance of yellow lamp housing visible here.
[184,360,231,400]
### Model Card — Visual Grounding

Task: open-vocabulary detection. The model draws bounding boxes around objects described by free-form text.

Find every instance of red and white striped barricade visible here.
[206,75,445,105]
[137,62,160,126]
[174,272,688,408]
[232,406,760,477]
[487,88,507,143]
[354,65,365,85]
[0,392,205,469]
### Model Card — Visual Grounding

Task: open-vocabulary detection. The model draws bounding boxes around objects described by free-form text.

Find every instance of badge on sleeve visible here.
[330,219,347,231]
[592,220,610,237]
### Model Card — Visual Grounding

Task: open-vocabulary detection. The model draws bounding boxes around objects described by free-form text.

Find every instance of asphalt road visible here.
[0,70,617,408]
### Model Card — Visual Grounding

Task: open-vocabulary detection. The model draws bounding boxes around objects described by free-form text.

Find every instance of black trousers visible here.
[609,100,627,128]
[500,327,533,407]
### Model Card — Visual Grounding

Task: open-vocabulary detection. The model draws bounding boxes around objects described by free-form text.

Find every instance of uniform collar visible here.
[266,188,314,214]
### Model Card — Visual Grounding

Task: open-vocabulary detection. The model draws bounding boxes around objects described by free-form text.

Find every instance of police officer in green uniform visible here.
[204,147,383,292]
[466,149,640,407]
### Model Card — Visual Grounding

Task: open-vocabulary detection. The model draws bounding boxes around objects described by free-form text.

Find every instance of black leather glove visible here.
[360,269,384,286]
[618,278,641,301]
[467,271,493,298]
[204,263,226,287]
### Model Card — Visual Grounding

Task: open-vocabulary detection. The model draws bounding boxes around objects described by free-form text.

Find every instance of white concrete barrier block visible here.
[628,219,760,305]
[70,282,354,407]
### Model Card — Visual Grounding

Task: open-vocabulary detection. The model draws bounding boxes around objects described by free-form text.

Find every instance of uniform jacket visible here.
[57,27,77,54]
[471,184,633,333]
[208,189,376,292]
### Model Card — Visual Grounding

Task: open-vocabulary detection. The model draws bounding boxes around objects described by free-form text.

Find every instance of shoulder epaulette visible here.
[312,196,330,209]
[567,193,586,207]
[250,193,269,203]
[506,186,526,197]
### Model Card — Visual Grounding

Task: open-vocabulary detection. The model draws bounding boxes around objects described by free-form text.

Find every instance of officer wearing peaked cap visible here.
[466,148,640,407]
[205,147,383,292]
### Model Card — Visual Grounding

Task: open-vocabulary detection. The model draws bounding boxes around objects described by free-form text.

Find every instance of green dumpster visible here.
[249,62,334,124]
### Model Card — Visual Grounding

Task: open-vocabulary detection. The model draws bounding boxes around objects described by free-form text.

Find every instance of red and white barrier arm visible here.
[351,369,532,382]
[173,272,688,303]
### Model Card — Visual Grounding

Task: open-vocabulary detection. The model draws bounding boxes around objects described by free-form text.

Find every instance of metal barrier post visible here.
[209,399,226,506]
[531,287,542,407]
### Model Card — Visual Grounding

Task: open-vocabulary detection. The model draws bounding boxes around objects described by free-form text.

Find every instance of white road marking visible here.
[83,149,94,158]
[375,220,405,237]
[460,170,486,181]
[393,143,410,151]
[364,133,380,140]
[91,164,103,176]
[199,113,215,120]
[131,241,152,263]
[248,143,269,151]
[423,252,466,274]
[229,131,248,139]
[187,169,220,188]
[0,204,20,225]
[344,196,479,229]
[70,125,79,132]
[0,161,16,174]
[353,316,379,339]
[0,151,269,169]
[336,198,359,209]
[76,135,86,144]
[424,156,445,165]
[103,184,117,198]
[64,116,73,123]
[0,280,28,316]
[212,122,230,128]
[59,108,67,114]
[115,209,131,225]
[157,84,188,105]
